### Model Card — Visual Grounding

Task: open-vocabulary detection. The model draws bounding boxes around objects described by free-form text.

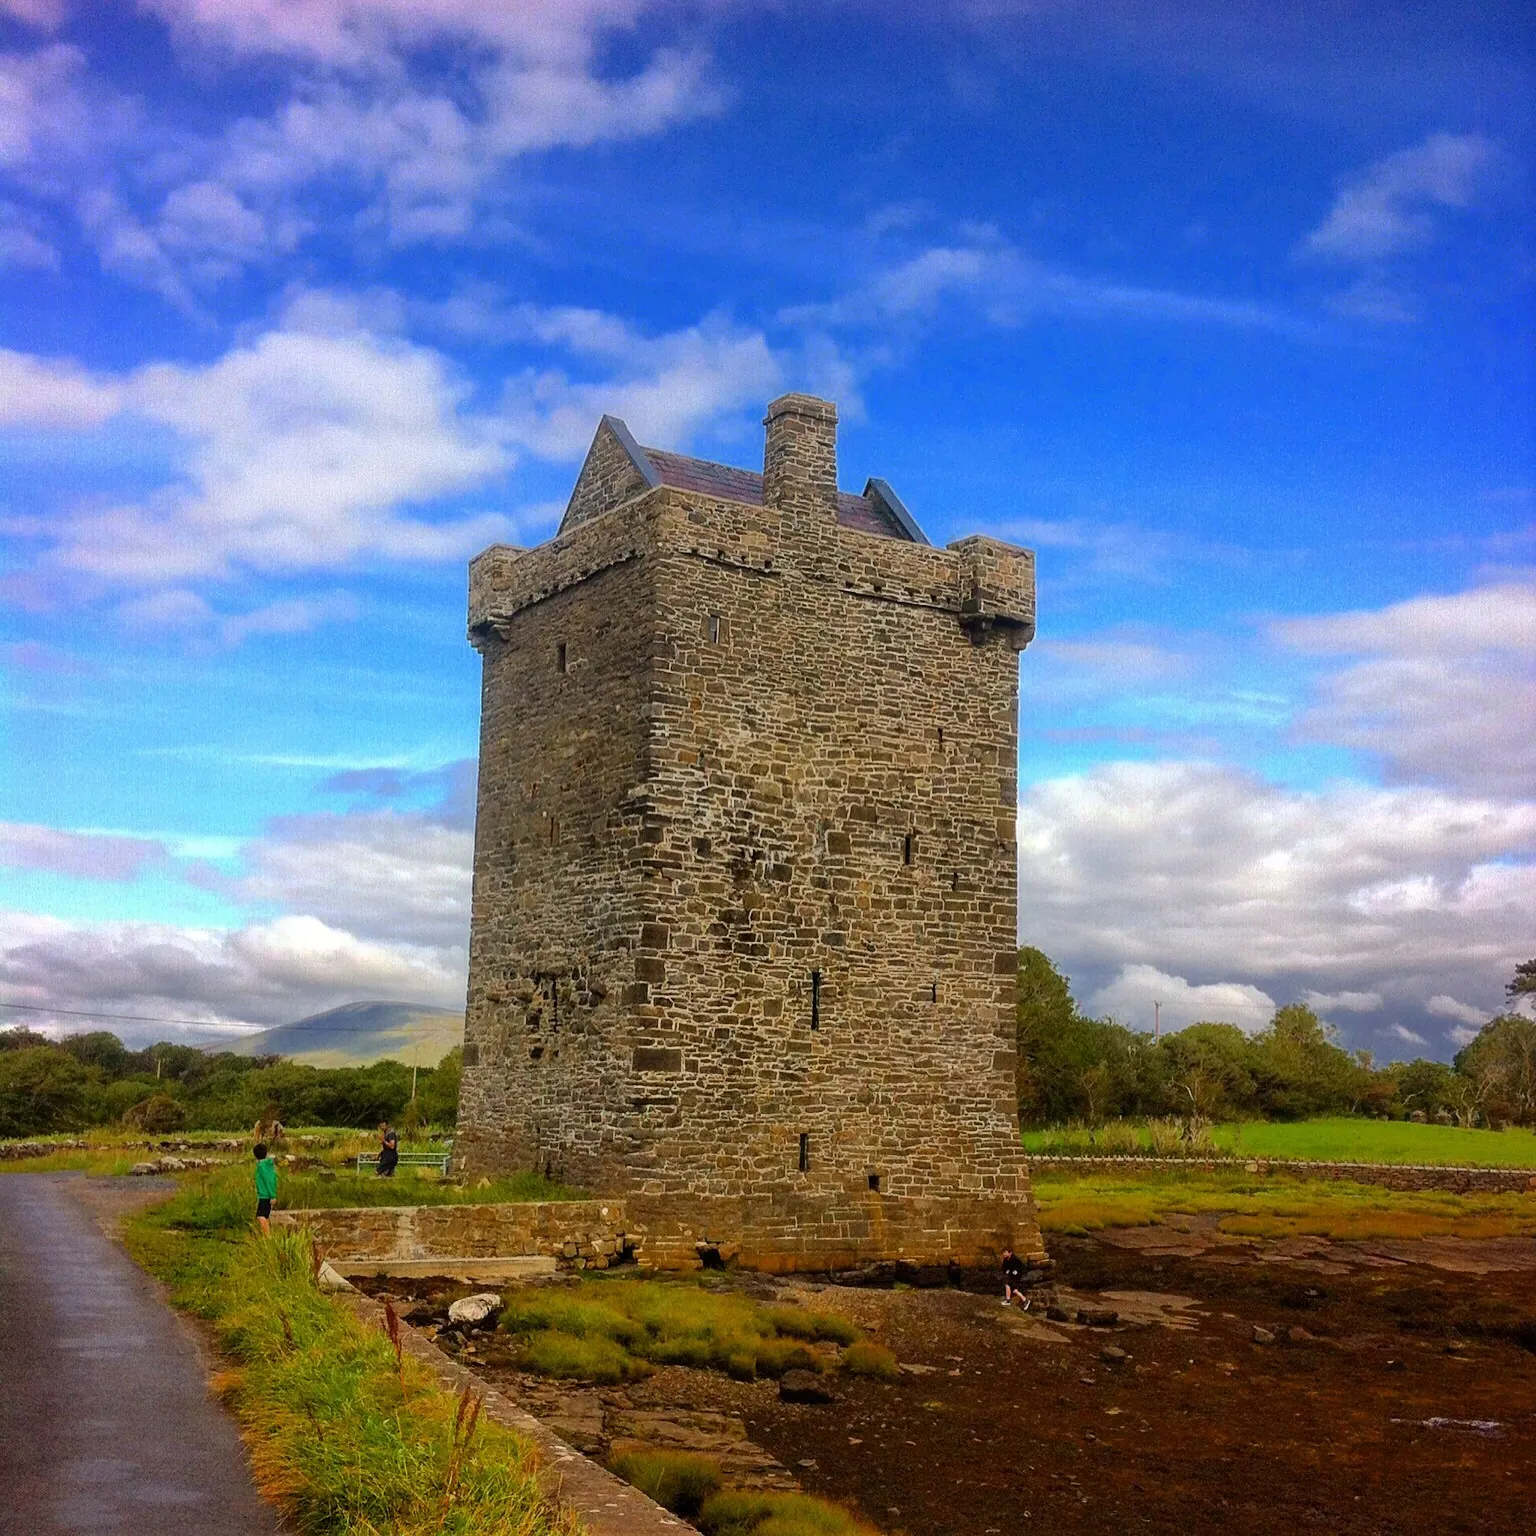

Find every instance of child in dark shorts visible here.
[1001,1246,1030,1308]
[253,1142,277,1235]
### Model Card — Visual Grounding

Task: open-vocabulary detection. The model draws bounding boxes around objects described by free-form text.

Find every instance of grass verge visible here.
[124,1183,575,1535]
[498,1277,862,1383]
[1021,1116,1536,1167]
[1032,1167,1536,1241]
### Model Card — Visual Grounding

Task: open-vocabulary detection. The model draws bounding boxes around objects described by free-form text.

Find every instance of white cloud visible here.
[0,908,463,1040]
[1275,582,1536,795]
[0,198,54,267]
[0,347,121,427]
[499,310,786,460]
[1089,963,1276,1035]
[0,822,167,882]
[1387,1023,1428,1047]
[0,0,65,28]
[1017,759,1536,1022]
[1302,989,1382,1013]
[794,237,1302,335]
[33,303,509,587]
[1426,993,1487,1028]
[1303,133,1499,263]
[1447,1024,1481,1048]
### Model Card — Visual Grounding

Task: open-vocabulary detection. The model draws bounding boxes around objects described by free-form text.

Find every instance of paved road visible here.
[0,1174,283,1536]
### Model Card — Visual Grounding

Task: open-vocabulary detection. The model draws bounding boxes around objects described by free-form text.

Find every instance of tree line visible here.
[1016,948,1536,1129]
[0,1028,462,1139]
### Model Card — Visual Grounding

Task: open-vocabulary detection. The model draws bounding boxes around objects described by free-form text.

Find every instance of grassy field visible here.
[1021,1116,1536,1167]
[1033,1166,1536,1242]
[125,1182,573,1534]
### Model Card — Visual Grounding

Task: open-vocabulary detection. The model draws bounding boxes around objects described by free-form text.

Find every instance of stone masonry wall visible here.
[274,1200,635,1268]
[457,397,1046,1269]
[1029,1155,1536,1195]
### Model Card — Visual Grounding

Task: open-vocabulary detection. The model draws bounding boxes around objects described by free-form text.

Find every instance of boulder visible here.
[447,1292,503,1327]
[1252,1325,1276,1345]
[1076,1308,1119,1328]
[1045,1305,1073,1323]
[1099,1345,1129,1363]
[130,1162,158,1176]
[779,1369,836,1404]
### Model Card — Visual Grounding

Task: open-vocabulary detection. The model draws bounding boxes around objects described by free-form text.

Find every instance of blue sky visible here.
[1,0,1532,1055]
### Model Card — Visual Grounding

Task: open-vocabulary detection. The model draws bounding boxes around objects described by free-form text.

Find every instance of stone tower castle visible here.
[458,394,1045,1271]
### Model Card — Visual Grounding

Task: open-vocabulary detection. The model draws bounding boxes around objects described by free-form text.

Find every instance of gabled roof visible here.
[559,414,927,543]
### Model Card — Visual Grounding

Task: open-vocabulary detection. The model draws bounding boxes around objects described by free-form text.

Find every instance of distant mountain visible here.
[222,1001,464,1068]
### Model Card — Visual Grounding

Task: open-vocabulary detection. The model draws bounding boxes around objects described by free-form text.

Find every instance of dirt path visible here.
[0,1174,283,1536]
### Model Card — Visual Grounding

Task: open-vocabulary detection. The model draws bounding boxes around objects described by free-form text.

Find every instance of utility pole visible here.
[1154,1001,1161,1039]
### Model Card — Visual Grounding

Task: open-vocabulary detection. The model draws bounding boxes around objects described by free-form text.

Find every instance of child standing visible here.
[253,1142,277,1235]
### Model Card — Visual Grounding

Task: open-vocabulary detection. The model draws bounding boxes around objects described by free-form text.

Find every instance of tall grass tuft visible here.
[498,1278,861,1383]
[128,1209,575,1536]
[698,1489,883,1536]
[608,1449,723,1516]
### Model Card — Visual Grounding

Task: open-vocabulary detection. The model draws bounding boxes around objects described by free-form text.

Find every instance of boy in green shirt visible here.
[253,1142,277,1235]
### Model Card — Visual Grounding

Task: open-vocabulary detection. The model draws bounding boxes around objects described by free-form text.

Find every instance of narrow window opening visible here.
[798,1133,809,1173]
[556,642,567,674]
[930,981,938,1004]
[548,815,559,846]
[868,1172,880,1192]
[902,832,913,865]
[810,969,821,1031]
[707,612,722,644]
[937,726,944,748]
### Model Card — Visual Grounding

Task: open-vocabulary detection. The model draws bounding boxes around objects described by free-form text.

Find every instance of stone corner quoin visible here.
[456,391,1045,1272]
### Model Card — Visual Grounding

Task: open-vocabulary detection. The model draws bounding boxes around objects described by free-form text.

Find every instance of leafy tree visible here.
[60,1031,131,1075]
[0,1027,53,1052]
[0,1047,96,1136]
[1156,1023,1259,1122]
[1507,959,1536,1007]
[1454,1014,1536,1127]
[417,1046,462,1128]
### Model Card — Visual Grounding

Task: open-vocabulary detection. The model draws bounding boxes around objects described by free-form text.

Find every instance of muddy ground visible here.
[362,1224,1536,1536]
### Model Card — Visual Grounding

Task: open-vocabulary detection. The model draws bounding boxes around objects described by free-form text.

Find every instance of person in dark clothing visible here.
[1000,1247,1030,1308]
[376,1125,399,1177]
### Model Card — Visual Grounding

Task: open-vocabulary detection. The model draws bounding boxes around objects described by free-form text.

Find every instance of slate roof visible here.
[642,447,918,542]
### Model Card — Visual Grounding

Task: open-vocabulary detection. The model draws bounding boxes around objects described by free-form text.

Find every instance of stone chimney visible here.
[763,393,838,524]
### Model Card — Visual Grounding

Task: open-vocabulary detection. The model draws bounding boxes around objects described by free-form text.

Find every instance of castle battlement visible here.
[457,394,1045,1272]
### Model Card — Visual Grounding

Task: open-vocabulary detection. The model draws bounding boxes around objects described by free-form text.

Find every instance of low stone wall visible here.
[274,1200,636,1270]
[1028,1154,1536,1195]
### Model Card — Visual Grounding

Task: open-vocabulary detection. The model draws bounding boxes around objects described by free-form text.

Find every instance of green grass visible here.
[837,1340,901,1380]
[608,1449,723,1517]
[497,1276,865,1383]
[699,1490,882,1536]
[1211,1118,1536,1167]
[1021,1116,1536,1168]
[1032,1167,1536,1241]
[125,1192,573,1535]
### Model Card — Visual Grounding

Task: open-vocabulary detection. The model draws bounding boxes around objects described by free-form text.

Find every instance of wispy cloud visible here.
[789,236,1309,336]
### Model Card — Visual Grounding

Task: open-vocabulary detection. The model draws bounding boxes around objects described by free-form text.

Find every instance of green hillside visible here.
[225,1001,463,1068]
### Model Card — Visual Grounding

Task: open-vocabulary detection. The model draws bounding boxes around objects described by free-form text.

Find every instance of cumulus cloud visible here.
[1274,582,1536,796]
[1017,760,1536,1027]
[1426,994,1487,1028]
[20,301,509,591]
[0,822,168,882]
[1303,133,1500,263]
[499,309,788,460]
[0,761,478,1040]
[1301,989,1383,1013]
[0,346,121,427]
[1387,1023,1428,1047]
[0,908,464,1040]
[0,3,724,289]
[1089,964,1276,1035]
